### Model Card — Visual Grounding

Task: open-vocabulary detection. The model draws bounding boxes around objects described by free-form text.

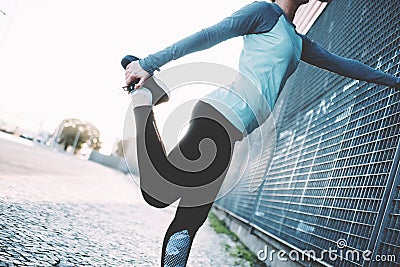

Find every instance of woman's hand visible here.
[125,60,151,90]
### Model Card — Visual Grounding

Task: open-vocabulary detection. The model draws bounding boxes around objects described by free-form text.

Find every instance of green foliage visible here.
[208,212,265,267]
[208,212,238,240]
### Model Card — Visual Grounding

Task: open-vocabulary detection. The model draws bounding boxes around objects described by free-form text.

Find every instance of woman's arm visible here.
[300,34,400,89]
[126,1,278,88]
[138,2,275,75]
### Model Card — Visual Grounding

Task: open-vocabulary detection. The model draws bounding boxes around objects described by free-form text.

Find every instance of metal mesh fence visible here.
[216,0,400,266]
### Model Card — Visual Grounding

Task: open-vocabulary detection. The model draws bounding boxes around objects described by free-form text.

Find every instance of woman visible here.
[124,0,399,266]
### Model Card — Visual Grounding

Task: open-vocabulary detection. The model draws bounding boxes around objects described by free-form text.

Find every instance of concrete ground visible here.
[0,133,242,267]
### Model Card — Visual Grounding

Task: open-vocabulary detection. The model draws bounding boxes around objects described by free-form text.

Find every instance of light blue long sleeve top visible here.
[139,1,400,134]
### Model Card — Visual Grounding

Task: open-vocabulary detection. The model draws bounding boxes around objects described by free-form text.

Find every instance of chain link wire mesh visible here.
[216,0,400,266]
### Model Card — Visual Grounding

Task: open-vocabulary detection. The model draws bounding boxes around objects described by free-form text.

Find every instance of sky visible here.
[0,0,251,154]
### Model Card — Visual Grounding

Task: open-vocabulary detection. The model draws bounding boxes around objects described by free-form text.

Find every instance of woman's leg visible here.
[133,105,180,208]
[133,100,242,266]
[133,101,242,207]
[161,204,213,267]
[160,101,242,266]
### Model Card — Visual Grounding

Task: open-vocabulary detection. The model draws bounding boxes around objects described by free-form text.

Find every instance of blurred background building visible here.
[215,1,400,266]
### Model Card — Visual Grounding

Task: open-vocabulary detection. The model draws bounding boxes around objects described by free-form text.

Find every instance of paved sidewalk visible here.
[0,137,240,267]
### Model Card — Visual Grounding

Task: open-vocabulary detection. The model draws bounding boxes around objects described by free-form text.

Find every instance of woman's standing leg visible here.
[161,204,213,267]
[160,101,242,266]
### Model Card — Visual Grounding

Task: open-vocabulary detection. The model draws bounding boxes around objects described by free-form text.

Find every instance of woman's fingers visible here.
[124,60,152,88]
[125,63,137,85]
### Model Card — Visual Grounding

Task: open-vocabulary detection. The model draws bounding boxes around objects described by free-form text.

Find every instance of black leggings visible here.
[133,101,242,266]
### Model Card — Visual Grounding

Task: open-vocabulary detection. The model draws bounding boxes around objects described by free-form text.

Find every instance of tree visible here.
[55,118,101,154]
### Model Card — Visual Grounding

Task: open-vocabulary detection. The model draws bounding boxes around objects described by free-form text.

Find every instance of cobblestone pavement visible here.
[0,136,241,267]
